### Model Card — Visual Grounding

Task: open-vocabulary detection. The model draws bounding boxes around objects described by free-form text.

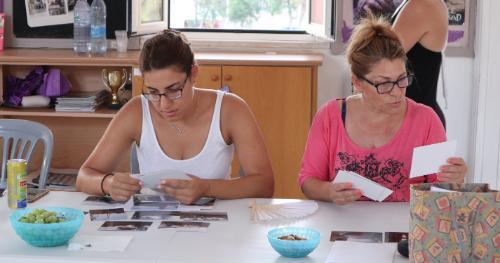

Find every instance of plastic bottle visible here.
[73,0,91,54]
[90,0,107,55]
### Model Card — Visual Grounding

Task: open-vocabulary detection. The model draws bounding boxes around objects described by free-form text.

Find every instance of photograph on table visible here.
[179,212,228,221]
[132,194,179,210]
[158,221,210,231]
[330,231,383,243]
[82,195,127,206]
[89,208,128,221]
[99,221,153,231]
[131,211,181,220]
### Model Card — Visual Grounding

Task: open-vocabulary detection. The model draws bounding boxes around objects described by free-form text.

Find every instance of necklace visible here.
[170,123,182,135]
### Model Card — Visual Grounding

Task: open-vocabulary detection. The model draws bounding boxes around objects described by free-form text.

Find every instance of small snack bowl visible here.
[267,227,320,258]
[10,207,84,247]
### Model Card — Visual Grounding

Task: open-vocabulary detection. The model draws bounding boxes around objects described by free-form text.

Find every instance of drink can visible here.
[7,159,27,209]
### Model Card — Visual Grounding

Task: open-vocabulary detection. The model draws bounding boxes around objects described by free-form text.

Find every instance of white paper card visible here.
[332,171,393,202]
[409,140,457,178]
[325,241,397,263]
[430,186,457,193]
[131,170,191,188]
[68,235,133,252]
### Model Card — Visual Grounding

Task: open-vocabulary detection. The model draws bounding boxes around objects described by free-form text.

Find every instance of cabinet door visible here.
[222,66,312,198]
[197,65,222,90]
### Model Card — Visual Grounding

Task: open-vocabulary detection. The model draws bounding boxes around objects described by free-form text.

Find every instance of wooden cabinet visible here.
[0,49,322,199]
[197,63,319,198]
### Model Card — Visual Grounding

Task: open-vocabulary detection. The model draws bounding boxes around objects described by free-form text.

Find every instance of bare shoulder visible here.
[114,96,142,120]
[221,92,251,117]
[407,0,447,15]
[110,95,143,140]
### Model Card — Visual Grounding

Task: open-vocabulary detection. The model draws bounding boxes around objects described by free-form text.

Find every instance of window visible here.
[169,0,308,32]
[133,0,334,37]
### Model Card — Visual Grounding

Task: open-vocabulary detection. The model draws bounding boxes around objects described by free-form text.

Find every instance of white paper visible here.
[409,140,457,178]
[325,241,397,263]
[333,171,393,202]
[131,170,191,188]
[68,235,133,252]
[430,186,457,193]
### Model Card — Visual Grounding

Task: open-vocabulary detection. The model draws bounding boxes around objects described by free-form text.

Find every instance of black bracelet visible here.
[100,173,114,196]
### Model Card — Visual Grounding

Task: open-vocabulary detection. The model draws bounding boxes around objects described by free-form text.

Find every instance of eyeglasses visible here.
[360,74,415,94]
[142,75,189,101]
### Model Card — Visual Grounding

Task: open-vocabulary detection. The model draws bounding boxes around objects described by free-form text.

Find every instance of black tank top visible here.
[392,1,446,127]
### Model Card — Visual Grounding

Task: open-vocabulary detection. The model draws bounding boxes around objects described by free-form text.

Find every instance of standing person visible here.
[391,0,448,126]
[298,15,466,205]
[77,30,274,204]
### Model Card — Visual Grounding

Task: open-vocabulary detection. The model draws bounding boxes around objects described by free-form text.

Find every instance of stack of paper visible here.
[332,171,393,202]
[55,90,109,112]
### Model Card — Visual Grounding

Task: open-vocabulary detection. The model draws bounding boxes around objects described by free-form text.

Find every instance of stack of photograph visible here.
[55,90,110,112]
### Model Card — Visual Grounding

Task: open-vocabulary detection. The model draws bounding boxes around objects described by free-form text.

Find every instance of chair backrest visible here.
[0,119,53,190]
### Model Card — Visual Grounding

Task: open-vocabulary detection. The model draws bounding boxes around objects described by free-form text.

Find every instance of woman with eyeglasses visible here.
[299,15,466,204]
[77,30,274,204]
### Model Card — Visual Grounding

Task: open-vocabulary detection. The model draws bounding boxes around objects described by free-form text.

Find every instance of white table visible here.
[0,192,409,263]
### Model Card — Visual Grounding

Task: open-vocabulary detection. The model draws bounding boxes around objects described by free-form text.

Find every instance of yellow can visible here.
[7,159,27,209]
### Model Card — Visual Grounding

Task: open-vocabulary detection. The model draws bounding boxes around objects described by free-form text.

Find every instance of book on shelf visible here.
[55,90,110,112]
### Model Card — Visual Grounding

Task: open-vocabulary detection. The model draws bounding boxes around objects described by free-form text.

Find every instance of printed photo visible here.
[131,194,179,210]
[131,211,180,220]
[67,0,77,11]
[446,0,465,25]
[179,212,228,221]
[27,0,47,16]
[330,231,383,243]
[89,208,127,221]
[192,197,216,207]
[25,0,74,27]
[99,221,153,231]
[158,221,210,231]
[384,232,408,243]
[353,0,404,24]
[48,0,67,16]
[83,195,127,206]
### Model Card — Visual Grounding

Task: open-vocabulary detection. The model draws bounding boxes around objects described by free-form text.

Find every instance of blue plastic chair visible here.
[0,119,53,190]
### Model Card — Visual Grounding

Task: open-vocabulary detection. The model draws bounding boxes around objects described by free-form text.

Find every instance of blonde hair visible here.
[346,14,406,78]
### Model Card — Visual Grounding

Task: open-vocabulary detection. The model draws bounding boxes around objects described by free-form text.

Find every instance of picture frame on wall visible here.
[332,0,475,57]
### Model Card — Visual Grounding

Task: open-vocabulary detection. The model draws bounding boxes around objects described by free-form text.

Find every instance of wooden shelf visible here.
[0,107,117,118]
[0,48,323,67]
[0,48,140,66]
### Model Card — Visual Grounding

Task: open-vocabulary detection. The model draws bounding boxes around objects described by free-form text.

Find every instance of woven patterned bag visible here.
[409,183,499,262]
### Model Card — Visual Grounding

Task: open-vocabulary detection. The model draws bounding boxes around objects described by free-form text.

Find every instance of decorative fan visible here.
[249,200,318,222]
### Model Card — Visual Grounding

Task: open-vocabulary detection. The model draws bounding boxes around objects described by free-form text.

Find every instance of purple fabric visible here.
[38,68,71,97]
[4,67,45,106]
[0,0,3,13]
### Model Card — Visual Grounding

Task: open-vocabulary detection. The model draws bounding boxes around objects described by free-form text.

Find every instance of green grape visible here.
[18,209,67,224]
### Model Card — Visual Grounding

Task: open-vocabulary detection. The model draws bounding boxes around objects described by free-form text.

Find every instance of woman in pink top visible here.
[299,15,467,204]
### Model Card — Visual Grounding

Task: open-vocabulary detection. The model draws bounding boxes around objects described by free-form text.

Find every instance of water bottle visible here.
[90,0,107,55]
[73,0,90,54]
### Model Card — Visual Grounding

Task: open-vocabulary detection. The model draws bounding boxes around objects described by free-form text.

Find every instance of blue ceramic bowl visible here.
[267,227,321,258]
[10,207,84,247]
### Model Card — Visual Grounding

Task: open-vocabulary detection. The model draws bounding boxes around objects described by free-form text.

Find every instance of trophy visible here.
[102,68,128,109]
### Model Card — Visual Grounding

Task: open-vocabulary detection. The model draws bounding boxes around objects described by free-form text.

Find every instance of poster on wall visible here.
[25,0,75,27]
[341,0,471,49]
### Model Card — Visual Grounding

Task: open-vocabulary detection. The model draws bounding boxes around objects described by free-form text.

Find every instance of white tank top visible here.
[137,91,234,179]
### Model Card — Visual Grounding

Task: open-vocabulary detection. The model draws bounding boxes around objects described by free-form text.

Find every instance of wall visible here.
[471,0,500,189]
